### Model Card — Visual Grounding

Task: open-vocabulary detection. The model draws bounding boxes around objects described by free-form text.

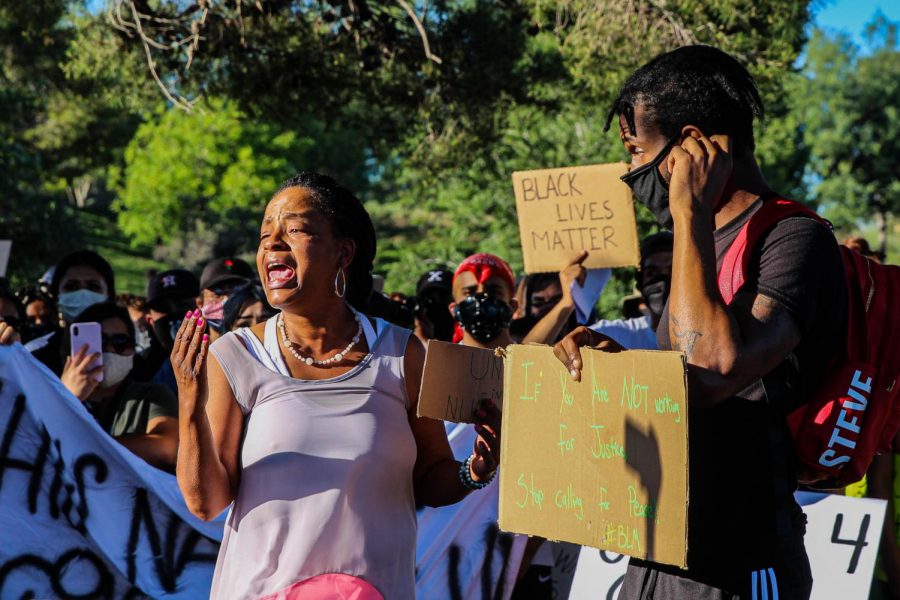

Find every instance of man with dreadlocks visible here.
[553,46,845,599]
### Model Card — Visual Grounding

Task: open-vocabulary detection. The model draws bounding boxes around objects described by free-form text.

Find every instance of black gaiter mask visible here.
[454,293,513,345]
[620,137,679,229]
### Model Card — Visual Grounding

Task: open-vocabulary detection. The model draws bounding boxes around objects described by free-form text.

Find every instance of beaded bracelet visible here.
[459,454,496,490]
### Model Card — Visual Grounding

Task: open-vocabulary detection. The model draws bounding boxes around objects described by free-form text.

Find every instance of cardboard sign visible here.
[563,492,887,600]
[499,345,689,567]
[418,340,503,423]
[512,164,640,273]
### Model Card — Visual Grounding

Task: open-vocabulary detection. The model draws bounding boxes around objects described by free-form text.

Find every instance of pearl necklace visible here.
[278,312,362,366]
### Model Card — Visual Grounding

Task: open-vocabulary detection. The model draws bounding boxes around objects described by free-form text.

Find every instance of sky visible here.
[811,0,900,52]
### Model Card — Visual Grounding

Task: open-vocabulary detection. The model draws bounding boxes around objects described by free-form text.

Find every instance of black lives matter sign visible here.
[512,163,640,273]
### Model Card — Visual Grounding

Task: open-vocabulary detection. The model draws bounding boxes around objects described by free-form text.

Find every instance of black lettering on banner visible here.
[125,487,218,592]
[831,512,871,574]
[0,548,115,600]
[443,523,515,600]
[599,550,625,564]
[607,574,625,600]
[448,545,462,600]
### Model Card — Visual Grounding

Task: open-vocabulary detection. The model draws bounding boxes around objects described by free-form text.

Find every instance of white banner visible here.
[0,345,223,599]
[416,423,527,600]
[565,492,887,599]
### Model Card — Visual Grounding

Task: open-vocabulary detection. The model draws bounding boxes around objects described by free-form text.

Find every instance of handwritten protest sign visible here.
[512,163,640,273]
[418,341,503,423]
[499,345,689,567]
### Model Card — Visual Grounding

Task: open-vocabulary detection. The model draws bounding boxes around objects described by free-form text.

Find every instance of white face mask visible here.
[58,289,108,322]
[98,352,133,389]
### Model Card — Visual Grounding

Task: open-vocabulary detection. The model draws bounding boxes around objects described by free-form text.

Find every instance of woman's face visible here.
[59,265,108,296]
[99,317,135,357]
[257,187,354,310]
[231,299,273,330]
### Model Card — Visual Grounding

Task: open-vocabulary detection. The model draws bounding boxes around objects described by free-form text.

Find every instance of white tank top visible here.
[208,314,417,599]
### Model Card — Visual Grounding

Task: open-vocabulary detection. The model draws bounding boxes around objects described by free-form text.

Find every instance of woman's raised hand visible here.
[471,399,502,482]
[170,309,210,408]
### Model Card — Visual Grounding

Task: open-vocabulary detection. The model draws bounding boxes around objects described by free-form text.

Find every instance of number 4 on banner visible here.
[830,513,871,574]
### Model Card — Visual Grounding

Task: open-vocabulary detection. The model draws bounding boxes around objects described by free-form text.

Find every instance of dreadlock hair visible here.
[276,172,376,312]
[606,45,764,155]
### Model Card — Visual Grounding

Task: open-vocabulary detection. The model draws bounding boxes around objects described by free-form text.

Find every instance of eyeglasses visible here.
[102,333,136,355]
[0,316,20,328]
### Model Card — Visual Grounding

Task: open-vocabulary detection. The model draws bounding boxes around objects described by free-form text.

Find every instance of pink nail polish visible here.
[197,318,204,327]
[193,309,201,317]
[185,310,192,318]
[202,334,209,342]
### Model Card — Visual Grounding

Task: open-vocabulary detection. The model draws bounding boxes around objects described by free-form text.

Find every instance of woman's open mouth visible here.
[265,260,297,289]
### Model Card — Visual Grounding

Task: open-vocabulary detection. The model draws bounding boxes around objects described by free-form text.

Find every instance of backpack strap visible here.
[717,196,828,305]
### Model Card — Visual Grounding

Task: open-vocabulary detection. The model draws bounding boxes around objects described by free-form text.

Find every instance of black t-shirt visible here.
[649,198,846,588]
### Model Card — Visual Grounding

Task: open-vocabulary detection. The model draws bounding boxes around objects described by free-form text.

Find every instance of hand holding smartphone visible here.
[70,322,103,383]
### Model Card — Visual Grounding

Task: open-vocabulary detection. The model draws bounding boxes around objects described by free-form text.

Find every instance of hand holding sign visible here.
[552,326,626,382]
[558,251,589,308]
[472,399,502,481]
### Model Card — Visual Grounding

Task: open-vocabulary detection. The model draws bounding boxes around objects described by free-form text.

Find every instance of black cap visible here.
[147,269,200,314]
[416,269,453,296]
[200,257,255,291]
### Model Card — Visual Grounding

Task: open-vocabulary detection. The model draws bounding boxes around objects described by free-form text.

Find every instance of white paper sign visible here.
[566,492,887,599]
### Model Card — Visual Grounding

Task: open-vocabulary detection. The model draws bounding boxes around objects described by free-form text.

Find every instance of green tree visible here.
[798,17,900,259]
[112,98,367,268]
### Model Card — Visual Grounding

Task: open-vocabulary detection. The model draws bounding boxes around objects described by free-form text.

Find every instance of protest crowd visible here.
[0,44,898,600]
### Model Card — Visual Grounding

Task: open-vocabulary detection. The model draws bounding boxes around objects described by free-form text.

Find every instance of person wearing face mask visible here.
[17,283,57,343]
[412,269,455,343]
[26,250,117,375]
[553,46,847,600]
[131,269,201,394]
[587,232,673,350]
[508,252,590,344]
[449,253,518,348]
[198,256,255,339]
[61,302,179,471]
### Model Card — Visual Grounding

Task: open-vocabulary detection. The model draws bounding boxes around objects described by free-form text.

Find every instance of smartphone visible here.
[70,322,103,382]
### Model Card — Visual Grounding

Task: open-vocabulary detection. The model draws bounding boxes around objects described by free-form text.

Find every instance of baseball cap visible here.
[416,269,453,296]
[147,269,200,314]
[200,257,255,291]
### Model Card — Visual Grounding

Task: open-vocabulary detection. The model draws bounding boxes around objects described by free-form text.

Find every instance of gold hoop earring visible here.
[334,268,347,298]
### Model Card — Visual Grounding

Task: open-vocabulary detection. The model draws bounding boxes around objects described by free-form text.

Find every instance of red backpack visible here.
[718,197,900,486]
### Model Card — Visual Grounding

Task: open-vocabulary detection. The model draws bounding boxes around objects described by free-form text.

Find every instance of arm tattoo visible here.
[749,294,784,324]
[670,314,703,357]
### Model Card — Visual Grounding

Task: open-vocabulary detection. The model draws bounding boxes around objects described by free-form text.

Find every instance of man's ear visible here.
[447,301,457,319]
[680,125,707,141]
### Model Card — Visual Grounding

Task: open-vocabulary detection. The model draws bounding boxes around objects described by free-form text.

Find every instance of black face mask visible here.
[620,137,679,229]
[419,289,456,342]
[152,314,184,352]
[640,275,671,318]
[454,293,513,345]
